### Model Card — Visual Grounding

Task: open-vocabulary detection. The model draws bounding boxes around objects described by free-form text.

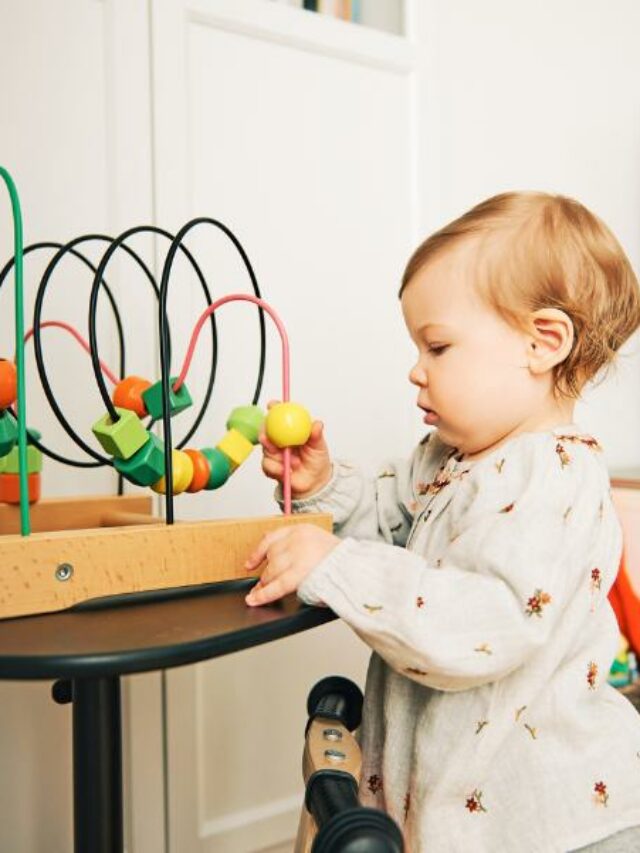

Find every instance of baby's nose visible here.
[409,363,427,387]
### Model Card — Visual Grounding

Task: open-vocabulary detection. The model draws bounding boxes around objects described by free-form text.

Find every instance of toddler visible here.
[245,192,640,852]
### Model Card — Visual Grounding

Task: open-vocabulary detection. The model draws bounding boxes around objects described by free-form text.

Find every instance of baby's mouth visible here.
[419,404,439,425]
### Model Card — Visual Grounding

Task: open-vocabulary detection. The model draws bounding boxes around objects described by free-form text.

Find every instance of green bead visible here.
[201,447,232,489]
[114,432,165,486]
[92,407,149,460]
[142,377,192,420]
[226,405,265,445]
[0,412,18,457]
[3,444,43,474]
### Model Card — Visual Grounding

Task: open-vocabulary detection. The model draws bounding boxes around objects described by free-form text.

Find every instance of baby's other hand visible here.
[244,523,339,606]
[260,402,332,498]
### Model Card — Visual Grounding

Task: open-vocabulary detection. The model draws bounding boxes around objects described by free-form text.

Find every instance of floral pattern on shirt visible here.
[594,781,609,806]
[557,434,602,453]
[465,790,487,813]
[525,589,552,617]
[587,661,598,690]
[555,442,571,468]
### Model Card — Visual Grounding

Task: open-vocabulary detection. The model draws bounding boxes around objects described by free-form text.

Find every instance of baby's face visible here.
[401,242,541,457]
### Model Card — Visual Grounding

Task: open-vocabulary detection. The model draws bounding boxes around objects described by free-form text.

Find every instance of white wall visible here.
[413,0,640,470]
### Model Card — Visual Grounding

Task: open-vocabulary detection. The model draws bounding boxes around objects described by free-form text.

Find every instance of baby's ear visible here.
[527,308,574,374]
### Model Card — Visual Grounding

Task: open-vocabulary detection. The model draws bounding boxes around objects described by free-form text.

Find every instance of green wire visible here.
[0,167,30,536]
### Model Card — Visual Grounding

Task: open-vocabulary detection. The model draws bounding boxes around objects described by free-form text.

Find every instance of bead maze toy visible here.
[0,167,330,619]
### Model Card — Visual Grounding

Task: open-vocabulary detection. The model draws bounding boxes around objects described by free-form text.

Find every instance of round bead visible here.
[112,375,152,418]
[265,402,312,448]
[0,359,17,409]
[151,449,194,495]
[201,447,232,490]
[226,405,265,445]
[184,449,211,493]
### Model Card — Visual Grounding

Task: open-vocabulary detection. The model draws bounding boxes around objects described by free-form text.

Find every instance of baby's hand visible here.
[260,402,332,498]
[244,523,339,606]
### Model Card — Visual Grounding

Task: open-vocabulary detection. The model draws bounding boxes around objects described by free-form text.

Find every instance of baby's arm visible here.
[296,436,622,691]
[261,417,438,547]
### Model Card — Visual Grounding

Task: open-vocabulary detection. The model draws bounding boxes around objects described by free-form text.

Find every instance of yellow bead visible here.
[216,428,253,471]
[265,402,312,448]
[151,449,194,494]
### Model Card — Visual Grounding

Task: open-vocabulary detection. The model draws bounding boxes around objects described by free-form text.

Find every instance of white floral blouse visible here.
[290,425,640,853]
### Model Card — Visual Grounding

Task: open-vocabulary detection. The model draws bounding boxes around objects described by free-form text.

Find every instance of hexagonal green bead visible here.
[0,412,18,457]
[201,447,232,490]
[3,444,43,474]
[142,377,192,421]
[226,405,265,445]
[92,407,149,460]
[114,432,165,486]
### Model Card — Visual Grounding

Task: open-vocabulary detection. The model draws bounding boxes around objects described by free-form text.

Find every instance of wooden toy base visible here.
[0,495,332,620]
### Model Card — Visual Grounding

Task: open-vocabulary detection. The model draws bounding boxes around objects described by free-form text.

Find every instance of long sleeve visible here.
[297,432,623,691]
[280,432,448,547]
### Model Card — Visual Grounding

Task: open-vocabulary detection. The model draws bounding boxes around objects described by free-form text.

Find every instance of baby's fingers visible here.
[245,572,293,606]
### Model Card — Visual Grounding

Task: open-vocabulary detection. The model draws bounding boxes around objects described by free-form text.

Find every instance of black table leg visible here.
[72,676,123,853]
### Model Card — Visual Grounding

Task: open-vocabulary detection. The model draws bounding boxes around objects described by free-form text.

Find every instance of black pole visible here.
[72,676,123,853]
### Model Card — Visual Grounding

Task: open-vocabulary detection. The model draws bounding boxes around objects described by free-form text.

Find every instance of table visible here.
[0,580,336,853]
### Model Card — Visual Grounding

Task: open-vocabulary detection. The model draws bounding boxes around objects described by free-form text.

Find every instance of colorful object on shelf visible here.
[2,443,43,474]
[0,411,18,456]
[201,447,232,490]
[216,428,253,471]
[142,377,192,421]
[112,375,152,418]
[0,359,17,409]
[92,408,149,459]
[609,634,633,687]
[227,405,264,445]
[184,449,211,493]
[114,433,165,486]
[0,472,40,504]
[265,402,312,448]
[151,449,194,495]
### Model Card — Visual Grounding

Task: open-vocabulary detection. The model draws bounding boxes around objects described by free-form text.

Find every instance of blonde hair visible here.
[400,191,640,398]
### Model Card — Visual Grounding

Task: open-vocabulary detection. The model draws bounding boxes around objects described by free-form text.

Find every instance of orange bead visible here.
[0,359,17,409]
[184,449,210,493]
[0,472,41,504]
[112,375,152,418]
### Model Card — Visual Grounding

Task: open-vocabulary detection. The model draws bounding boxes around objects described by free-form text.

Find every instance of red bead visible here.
[184,449,210,493]
[0,360,17,409]
[112,375,152,418]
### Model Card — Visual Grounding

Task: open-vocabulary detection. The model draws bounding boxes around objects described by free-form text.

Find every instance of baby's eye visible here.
[428,344,449,356]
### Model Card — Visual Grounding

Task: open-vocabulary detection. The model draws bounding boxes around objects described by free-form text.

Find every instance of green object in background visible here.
[201,447,232,490]
[114,433,165,486]
[142,377,192,420]
[0,166,30,535]
[0,411,18,457]
[2,443,42,474]
[226,405,265,445]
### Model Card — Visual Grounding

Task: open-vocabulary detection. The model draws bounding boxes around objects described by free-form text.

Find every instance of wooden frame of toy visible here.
[0,167,330,620]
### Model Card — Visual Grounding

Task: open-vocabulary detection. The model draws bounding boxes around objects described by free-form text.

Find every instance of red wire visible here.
[23,321,119,386]
[174,293,293,513]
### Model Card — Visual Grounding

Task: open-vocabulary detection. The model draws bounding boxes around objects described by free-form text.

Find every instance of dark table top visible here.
[0,580,336,680]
